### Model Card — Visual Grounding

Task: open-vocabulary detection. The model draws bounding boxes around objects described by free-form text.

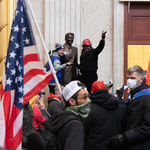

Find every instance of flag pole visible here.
[25,0,62,96]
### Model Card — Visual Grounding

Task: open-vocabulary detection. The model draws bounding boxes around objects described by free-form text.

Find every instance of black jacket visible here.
[44,111,84,150]
[22,103,35,147]
[47,97,64,116]
[84,90,123,150]
[80,40,105,74]
[123,81,150,150]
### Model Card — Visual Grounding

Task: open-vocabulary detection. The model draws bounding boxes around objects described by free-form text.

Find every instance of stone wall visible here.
[30,0,125,104]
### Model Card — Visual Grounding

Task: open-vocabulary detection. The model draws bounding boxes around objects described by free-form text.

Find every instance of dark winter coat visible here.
[80,40,105,74]
[22,103,35,147]
[123,81,150,150]
[84,90,123,150]
[44,111,84,150]
[47,93,64,116]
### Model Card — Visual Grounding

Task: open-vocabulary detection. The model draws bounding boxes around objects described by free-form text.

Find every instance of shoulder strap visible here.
[40,129,54,141]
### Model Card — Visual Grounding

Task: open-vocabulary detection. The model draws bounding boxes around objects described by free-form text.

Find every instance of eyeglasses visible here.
[83,45,90,47]
[78,94,90,100]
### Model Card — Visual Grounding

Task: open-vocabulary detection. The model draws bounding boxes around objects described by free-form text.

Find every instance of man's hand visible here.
[101,30,107,40]
[37,101,45,110]
[116,85,124,98]
[108,134,125,147]
[66,59,73,66]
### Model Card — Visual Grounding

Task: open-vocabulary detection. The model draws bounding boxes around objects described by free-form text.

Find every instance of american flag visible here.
[0,0,53,149]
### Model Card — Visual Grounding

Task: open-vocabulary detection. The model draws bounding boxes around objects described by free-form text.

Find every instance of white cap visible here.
[63,80,83,101]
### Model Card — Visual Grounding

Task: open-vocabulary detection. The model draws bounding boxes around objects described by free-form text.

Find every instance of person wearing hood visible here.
[47,85,64,116]
[46,43,72,94]
[44,80,91,150]
[109,65,150,150]
[79,31,106,94]
[83,81,123,150]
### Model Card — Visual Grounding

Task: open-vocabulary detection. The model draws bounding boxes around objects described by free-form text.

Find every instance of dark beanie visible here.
[55,43,64,52]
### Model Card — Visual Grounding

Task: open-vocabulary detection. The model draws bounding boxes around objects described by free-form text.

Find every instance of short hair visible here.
[65,32,74,40]
[54,85,64,94]
[127,65,144,78]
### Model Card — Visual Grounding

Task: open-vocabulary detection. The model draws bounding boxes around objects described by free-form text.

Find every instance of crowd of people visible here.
[21,31,150,150]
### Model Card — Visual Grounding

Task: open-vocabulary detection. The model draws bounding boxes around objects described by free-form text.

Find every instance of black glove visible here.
[109,134,125,147]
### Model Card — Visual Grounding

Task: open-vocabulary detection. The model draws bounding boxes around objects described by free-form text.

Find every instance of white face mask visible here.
[127,79,139,90]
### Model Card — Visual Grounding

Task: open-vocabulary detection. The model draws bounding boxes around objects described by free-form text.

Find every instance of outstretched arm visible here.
[53,59,66,71]
[93,31,106,56]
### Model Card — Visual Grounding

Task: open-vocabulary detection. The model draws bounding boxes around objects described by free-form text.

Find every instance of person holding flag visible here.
[0,0,54,149]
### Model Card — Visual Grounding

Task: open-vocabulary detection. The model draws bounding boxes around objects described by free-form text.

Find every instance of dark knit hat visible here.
[55,43,64,52]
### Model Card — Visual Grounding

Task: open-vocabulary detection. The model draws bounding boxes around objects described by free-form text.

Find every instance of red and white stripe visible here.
[23,45,53,105]
[0,45,53,149]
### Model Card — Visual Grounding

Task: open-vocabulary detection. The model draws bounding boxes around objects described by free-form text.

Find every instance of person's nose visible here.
[86,97,90,102]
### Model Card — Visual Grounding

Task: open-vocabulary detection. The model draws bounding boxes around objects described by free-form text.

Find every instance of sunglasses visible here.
[83,45,90,47]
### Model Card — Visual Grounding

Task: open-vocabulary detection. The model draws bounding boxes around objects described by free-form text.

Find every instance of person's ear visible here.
[68,98,76,106]
[140,77,144,83]
[55,91,59,95]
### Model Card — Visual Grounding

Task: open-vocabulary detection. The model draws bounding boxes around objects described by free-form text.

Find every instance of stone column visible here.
[112,0,124,91]
[44,0,82,107]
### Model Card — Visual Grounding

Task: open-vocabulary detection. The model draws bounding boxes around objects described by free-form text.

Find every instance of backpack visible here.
[27,115,79,150]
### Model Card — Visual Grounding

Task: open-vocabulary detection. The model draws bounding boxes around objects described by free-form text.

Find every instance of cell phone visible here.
[36,99,40,104]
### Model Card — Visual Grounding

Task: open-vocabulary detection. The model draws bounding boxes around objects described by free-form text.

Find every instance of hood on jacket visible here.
[50,51,61,58]
[44,111,78,134]
[47,93,61,103]
[90,89,119,110]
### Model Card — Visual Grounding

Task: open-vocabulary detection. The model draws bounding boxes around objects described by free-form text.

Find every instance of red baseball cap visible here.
[82,39,91,46]
[91,81,106,93]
